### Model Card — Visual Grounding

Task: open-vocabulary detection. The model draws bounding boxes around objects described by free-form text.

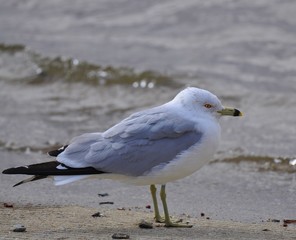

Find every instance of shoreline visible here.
[1,204,295,240]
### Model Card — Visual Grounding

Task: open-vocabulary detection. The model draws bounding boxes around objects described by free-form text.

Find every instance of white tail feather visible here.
[54,175,91,186]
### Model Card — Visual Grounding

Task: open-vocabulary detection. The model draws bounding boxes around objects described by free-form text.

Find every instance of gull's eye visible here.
[204,103,212,109]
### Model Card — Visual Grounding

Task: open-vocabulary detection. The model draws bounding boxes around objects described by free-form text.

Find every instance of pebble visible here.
[4,203,13,208]
[112,233,130,239]
[267,219,280,223]
[99,201,114,205]
[91,212,104,218]
[13,224,26,232]
[271,219,280,223]
[98,193,109,197]
[139,220,153,229]
[283,219,296,224]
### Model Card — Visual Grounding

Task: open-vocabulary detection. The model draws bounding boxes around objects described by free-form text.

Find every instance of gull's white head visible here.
[173,87,242,119]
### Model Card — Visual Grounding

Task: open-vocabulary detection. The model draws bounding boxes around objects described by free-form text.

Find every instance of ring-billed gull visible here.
[3,87,242,227]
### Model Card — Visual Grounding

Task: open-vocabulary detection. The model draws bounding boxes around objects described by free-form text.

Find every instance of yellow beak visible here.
[217,108,243,117]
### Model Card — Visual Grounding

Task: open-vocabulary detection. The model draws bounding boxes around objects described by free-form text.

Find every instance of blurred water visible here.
[0,0,295,222]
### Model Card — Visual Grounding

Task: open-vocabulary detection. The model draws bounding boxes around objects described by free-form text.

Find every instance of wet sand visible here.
[1,204,295,240]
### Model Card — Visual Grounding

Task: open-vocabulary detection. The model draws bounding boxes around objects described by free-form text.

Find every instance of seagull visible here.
[2,87,242,227]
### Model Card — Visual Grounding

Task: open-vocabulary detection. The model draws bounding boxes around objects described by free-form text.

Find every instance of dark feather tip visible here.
[13,181,25,187]
[48,145,68,157]
[2,168,15,174]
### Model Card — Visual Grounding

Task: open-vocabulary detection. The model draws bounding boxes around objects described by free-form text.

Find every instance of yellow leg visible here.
[150,184,164,222]
[160,184,193,228]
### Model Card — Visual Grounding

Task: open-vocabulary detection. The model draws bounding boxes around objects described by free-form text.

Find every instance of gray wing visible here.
[57,106,202,176]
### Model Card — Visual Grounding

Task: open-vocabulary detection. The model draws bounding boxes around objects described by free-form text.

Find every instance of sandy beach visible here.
[1,204,295,240]
[1,1,296,239]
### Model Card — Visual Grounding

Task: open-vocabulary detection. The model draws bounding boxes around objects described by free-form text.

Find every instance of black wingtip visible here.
[3,161,107,176]
[48,145,68,157]
[12,175,47,187]
[2,167,29,175]
[13,181,24,187]
[2,162,60,175]
[2,168,16,174]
